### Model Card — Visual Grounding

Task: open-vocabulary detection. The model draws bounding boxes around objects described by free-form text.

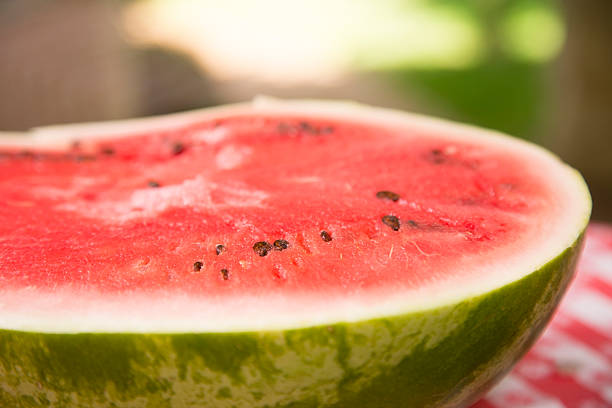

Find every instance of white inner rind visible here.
[0,98,591,333]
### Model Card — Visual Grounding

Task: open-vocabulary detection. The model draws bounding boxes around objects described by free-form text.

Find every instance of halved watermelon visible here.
[0,99,590,407]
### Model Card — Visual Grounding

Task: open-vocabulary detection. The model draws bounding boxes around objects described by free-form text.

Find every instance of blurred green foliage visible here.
[368,0,562,140]
[386,61,547,140]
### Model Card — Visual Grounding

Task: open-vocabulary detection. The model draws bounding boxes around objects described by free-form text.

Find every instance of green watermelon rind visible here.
[0,234,584,408]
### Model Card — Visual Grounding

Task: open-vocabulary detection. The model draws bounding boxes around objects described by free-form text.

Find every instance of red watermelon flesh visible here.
[0,101,589,332]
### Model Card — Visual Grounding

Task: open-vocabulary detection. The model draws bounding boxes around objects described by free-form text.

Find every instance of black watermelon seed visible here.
[215,244,226,255]
[253,241,273,257]
[429,149,445,164]
[299,121,316,133]
[407,220,419,228]
[376,190,400,202]
[273,239,289,251]
[221,268,230,280]
[277,121,333,136]
[382,215,400,231]
[193,261,203,272]
[172,142,185,155]
[101,147,115,156]
[320,231,332,242]
[18,150,34,159]
[148,180,161,188]
[74,154,96,162]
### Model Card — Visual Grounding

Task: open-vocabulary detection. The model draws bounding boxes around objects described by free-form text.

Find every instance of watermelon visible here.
[0,98,590,407]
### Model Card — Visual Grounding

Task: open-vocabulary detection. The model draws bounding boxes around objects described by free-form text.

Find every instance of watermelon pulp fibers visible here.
[0,99,590,407]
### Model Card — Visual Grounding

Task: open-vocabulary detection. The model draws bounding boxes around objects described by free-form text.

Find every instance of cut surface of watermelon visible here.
[0,99,589,333]
[0,99,591,408]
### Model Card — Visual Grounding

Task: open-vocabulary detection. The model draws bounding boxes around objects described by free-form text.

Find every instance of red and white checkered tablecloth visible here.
[472,224,612,408]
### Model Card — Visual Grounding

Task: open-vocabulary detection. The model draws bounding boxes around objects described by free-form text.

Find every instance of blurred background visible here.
[0,0,610,220]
